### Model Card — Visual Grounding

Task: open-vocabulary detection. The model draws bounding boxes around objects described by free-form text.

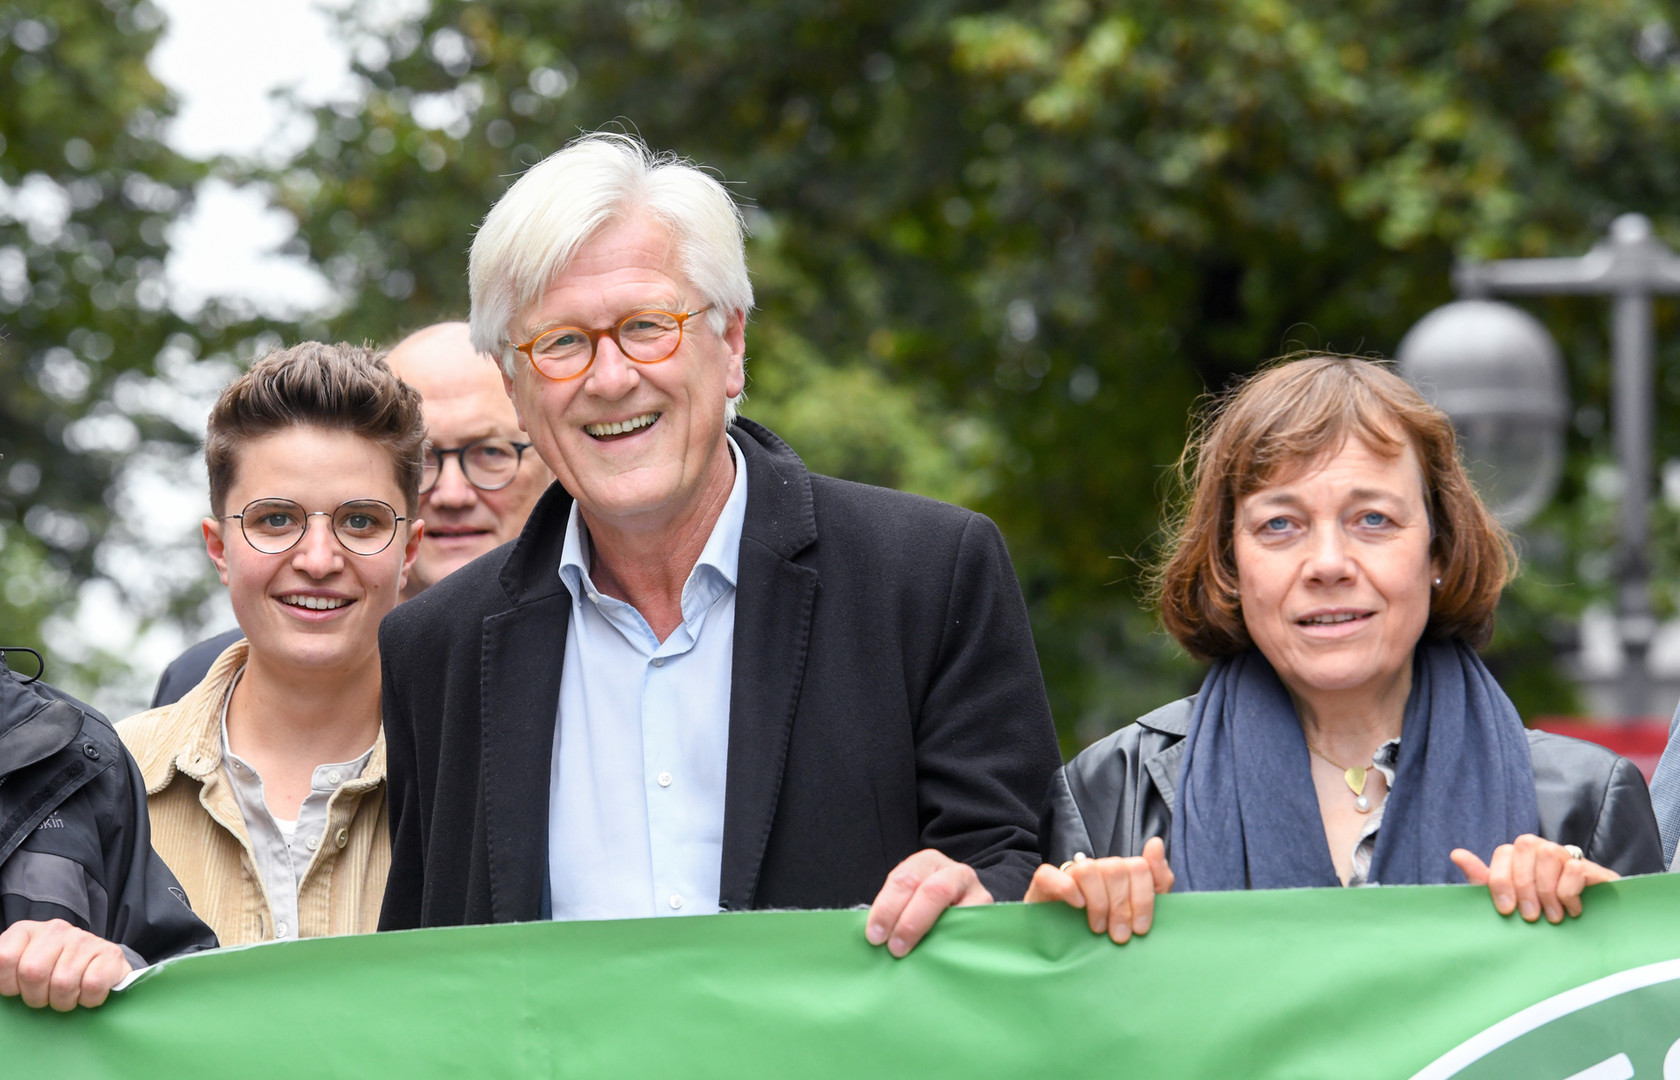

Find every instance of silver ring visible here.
[1563,844,1584,861]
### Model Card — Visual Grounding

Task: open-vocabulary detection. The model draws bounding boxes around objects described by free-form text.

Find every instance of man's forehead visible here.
[387,324,521,435]
[390,325,494,386]
[409,372,522,438]
[525,215,687,319]
[423,392,522,439]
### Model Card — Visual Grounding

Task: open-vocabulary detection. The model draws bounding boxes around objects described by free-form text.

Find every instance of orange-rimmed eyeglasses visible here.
[511,306,712,381]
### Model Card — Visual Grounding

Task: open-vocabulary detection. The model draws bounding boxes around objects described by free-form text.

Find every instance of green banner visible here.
[9,874,1680,1077]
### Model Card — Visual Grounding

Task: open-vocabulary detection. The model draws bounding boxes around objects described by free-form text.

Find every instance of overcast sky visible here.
[50,1,391,705]
[150,0,362,317]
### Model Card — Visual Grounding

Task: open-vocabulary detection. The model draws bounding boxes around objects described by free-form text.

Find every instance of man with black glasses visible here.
[149,323,551,706]
[118,342,425,946]
[388,321,553,600]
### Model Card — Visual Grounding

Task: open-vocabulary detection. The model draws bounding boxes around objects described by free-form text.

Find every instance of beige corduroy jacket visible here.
[116,640,390,946]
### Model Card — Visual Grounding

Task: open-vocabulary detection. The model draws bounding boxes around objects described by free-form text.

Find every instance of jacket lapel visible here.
[1137,698,1193,815]
[480,481,572,923]
[718,422,819,910]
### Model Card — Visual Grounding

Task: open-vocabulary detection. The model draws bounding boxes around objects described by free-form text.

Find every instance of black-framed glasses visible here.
[222,498,407,556]
[421,437,534,494]
[511,306,712,381]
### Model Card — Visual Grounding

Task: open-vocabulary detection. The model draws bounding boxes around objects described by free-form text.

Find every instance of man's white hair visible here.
[468,132,754,420]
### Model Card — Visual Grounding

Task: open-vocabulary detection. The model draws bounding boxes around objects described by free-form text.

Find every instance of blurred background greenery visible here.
[6,0,1680,747]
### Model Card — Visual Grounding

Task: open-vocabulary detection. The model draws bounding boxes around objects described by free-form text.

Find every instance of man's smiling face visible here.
[389,323,551,596]
[500,213,745,537]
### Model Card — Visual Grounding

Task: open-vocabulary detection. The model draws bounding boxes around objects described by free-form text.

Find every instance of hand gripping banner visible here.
[9,873,1680,1078]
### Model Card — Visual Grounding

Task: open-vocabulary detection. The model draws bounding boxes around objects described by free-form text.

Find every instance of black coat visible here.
[1041,697,1666,877]
[0,657,218,963]
[378,419,1061,928]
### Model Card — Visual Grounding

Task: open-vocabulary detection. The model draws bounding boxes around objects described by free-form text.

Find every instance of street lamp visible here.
[1399,213,1680,719]
[1396,299,1569,527]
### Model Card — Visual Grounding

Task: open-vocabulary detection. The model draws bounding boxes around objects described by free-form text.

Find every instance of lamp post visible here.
[1397,300,1569,527]
[1401,213,1680,719]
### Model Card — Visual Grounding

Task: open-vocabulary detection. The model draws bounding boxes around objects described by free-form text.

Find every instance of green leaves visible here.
[0,0,1659,724]
[0,0,208,670]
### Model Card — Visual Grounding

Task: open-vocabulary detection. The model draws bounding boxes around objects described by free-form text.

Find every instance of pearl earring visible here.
[1432,577,1442,588]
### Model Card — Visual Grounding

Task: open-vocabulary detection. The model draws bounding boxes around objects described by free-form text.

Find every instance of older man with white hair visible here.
[377,133,1060,957]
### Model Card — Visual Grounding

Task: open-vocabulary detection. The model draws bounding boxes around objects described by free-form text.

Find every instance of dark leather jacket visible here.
[1042,698,1666,878]
[0,658,217,965]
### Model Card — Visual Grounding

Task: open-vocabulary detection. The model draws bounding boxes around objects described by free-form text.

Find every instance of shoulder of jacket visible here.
[386,551,514,633]
[1134,697,1193,737]
[74,706,121,752]
[1526,728,1626,781]
[30,696,122,767]
[116,701,201,792]
[1064,698,1191,778]
[805,475,992,557]
[816,469,972,510]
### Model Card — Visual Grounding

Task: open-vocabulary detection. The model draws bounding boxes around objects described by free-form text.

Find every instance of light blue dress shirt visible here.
[1647,698,1680,868]
[548,435,746,919]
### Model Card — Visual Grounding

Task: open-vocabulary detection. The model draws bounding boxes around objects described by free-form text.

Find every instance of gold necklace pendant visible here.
[1305,737,1377,814]
[1344,766,1372,814]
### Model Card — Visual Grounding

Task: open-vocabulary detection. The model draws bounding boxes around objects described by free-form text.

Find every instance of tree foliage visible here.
[262,0,1680,744]
[12,0,1680,735]
[0,0,214,678]
[255,0,1680,742]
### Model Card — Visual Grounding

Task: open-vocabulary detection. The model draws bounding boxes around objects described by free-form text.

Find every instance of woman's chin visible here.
[246,632,364,677]
[1275,657,1405,700]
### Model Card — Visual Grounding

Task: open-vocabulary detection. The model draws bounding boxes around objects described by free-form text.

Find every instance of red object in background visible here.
[1530,718,1672,782]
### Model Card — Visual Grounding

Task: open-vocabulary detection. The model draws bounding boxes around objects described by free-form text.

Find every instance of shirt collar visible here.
[560,433,748,600]
[215,664,245,770]
[695,433,747,588]
[217,665,376,786]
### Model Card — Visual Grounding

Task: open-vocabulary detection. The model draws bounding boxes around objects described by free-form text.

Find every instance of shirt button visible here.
[275,922,289,938]
[652,657,665,668]
[326,770,343,785]
[668,894,683,910]
[657,772,673,787]
[335,827,349,848]
[587,591,600,603]
[306,835,320,851]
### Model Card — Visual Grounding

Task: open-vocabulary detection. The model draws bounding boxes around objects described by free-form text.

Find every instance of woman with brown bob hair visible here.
[1030,355,1661,945]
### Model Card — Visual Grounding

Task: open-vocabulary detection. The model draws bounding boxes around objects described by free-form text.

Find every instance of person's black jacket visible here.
[1,656,217,965]
[1042,697,1665,877]
[378,419,1062,928]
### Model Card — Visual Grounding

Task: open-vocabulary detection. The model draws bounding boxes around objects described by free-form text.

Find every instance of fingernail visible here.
[1520,901,1539,921]
[1136,915,1152,934]
[888,937,906,958]
[1112,926,1131,944]
[866,923,886,946]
